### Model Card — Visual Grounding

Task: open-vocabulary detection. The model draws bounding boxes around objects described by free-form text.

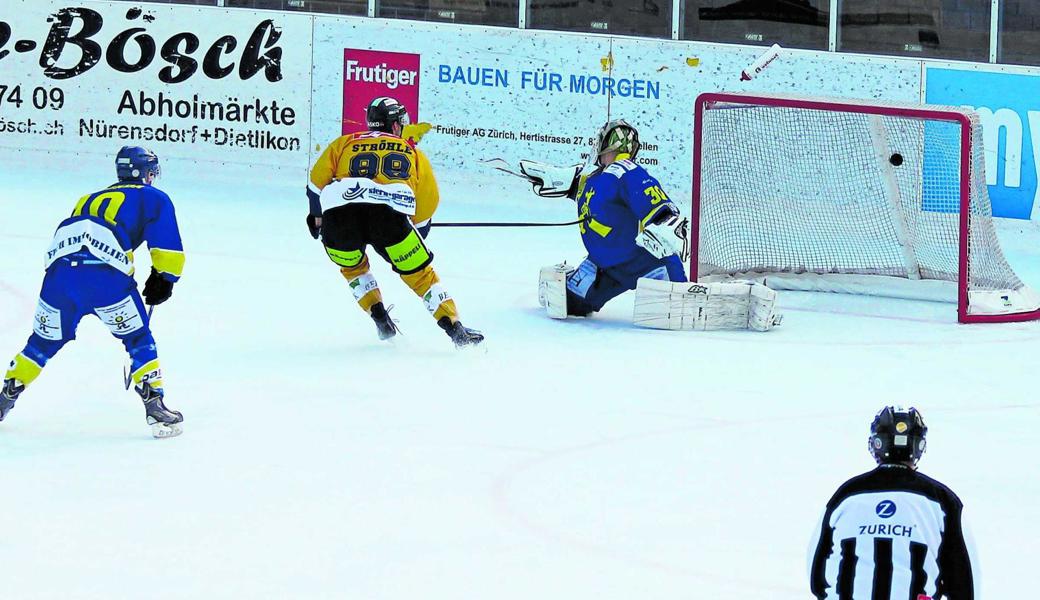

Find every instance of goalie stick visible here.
[480,158,530,180]
[463,158,582,227]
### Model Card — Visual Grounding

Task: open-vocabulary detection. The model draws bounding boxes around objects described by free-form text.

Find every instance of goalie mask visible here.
[595,119,640,165]
[868,406,928,466]
[367,96,411,134]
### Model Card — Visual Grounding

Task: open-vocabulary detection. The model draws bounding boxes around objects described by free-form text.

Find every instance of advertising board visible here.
[926,66,1040,220]
[0,1,312,169]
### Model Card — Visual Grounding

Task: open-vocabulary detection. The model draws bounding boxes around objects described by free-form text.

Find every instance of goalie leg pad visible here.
[539,264,573,319]
[748,283,783,331]
[633,279,782,331]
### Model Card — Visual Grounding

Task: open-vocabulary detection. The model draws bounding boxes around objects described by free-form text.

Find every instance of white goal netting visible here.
[694,93,1040,321]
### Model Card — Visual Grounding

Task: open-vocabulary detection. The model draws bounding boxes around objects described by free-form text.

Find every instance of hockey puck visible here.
[889,153,904,166]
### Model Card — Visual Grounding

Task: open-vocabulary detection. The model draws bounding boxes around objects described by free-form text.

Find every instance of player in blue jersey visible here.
[518,120,690,318]
[0,146,185,438]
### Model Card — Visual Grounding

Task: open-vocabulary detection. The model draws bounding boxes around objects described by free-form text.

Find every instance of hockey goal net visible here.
[691,92,1040,323]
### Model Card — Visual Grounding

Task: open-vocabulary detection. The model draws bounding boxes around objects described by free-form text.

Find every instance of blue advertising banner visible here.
[926,67,1040,220]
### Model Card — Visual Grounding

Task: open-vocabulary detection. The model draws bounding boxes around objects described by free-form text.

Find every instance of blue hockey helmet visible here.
[116,146,160,182]
[869,406,928,466]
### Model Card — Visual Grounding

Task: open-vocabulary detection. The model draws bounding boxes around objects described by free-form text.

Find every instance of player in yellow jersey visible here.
[306,97,483,347]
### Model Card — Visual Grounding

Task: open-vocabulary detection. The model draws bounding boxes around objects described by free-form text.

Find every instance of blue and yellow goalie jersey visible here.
[45,183,185,281]
[574,159,678,268]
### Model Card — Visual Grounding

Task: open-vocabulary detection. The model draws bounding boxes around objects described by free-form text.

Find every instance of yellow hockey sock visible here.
[400,266,459,323]
[340,259,384,313]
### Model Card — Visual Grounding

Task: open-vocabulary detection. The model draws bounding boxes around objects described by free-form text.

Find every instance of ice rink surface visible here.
[1,154,1038,599]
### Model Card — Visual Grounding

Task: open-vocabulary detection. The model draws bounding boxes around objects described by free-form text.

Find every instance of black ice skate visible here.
[0,378,24,422]
[136,381,183,439]
[370,302,399,341]
[437,317,485,348]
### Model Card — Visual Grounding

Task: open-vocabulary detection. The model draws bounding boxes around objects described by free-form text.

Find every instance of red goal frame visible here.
[690,92,1040,324]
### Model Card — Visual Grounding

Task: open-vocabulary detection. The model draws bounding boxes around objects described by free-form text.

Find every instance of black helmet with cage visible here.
[868,406,928,466]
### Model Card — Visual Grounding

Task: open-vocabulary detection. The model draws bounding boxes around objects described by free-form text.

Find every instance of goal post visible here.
[690,92,1040,324]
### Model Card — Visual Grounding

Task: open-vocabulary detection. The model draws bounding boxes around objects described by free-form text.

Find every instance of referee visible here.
[809,406,980,599]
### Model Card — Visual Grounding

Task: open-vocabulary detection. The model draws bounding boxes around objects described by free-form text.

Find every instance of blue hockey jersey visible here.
[574,159,678,268]
[44,182,184,282]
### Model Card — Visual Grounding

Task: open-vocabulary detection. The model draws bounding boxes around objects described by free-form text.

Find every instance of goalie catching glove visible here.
[518,160,582,199]
[636,204,690,262]
[633,278,782,332]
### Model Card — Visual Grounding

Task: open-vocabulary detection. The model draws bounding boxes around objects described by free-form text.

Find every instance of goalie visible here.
[519,119,780,332]
[522,120,688,316]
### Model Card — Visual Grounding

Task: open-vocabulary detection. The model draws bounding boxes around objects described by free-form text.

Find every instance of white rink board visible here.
[0,0,312,169]
[599,38,922,201]
[309,20,613,174]
[309,18,921,205]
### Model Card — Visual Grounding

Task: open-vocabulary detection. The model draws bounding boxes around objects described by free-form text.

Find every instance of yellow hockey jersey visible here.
[308,131,440,226]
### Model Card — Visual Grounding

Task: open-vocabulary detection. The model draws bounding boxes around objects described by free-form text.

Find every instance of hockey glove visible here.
[143,268,175,306]
[636,205,690,261]
[306,214,322,240]
[518,160,582,199]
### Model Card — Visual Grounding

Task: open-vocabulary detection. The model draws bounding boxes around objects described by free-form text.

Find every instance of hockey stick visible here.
[434,220,580,228]
[123,305,155,390]
[479,158,529,180]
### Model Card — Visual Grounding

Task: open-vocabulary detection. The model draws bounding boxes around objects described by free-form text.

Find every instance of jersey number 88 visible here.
[349,152,412,180]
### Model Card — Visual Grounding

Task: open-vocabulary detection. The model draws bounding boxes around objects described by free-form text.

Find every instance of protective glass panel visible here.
[838,0,990,62]
[378,0,519,27]
[225,0,367,16]
[1000,1,1040,66]
[683,0,829,50]
[527,0,671,39]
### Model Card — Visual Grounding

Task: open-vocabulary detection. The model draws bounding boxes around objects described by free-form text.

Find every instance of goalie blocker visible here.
[633,279,782,332]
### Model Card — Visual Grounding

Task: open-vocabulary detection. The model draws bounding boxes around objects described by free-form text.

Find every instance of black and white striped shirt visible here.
[809,465,979,599]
